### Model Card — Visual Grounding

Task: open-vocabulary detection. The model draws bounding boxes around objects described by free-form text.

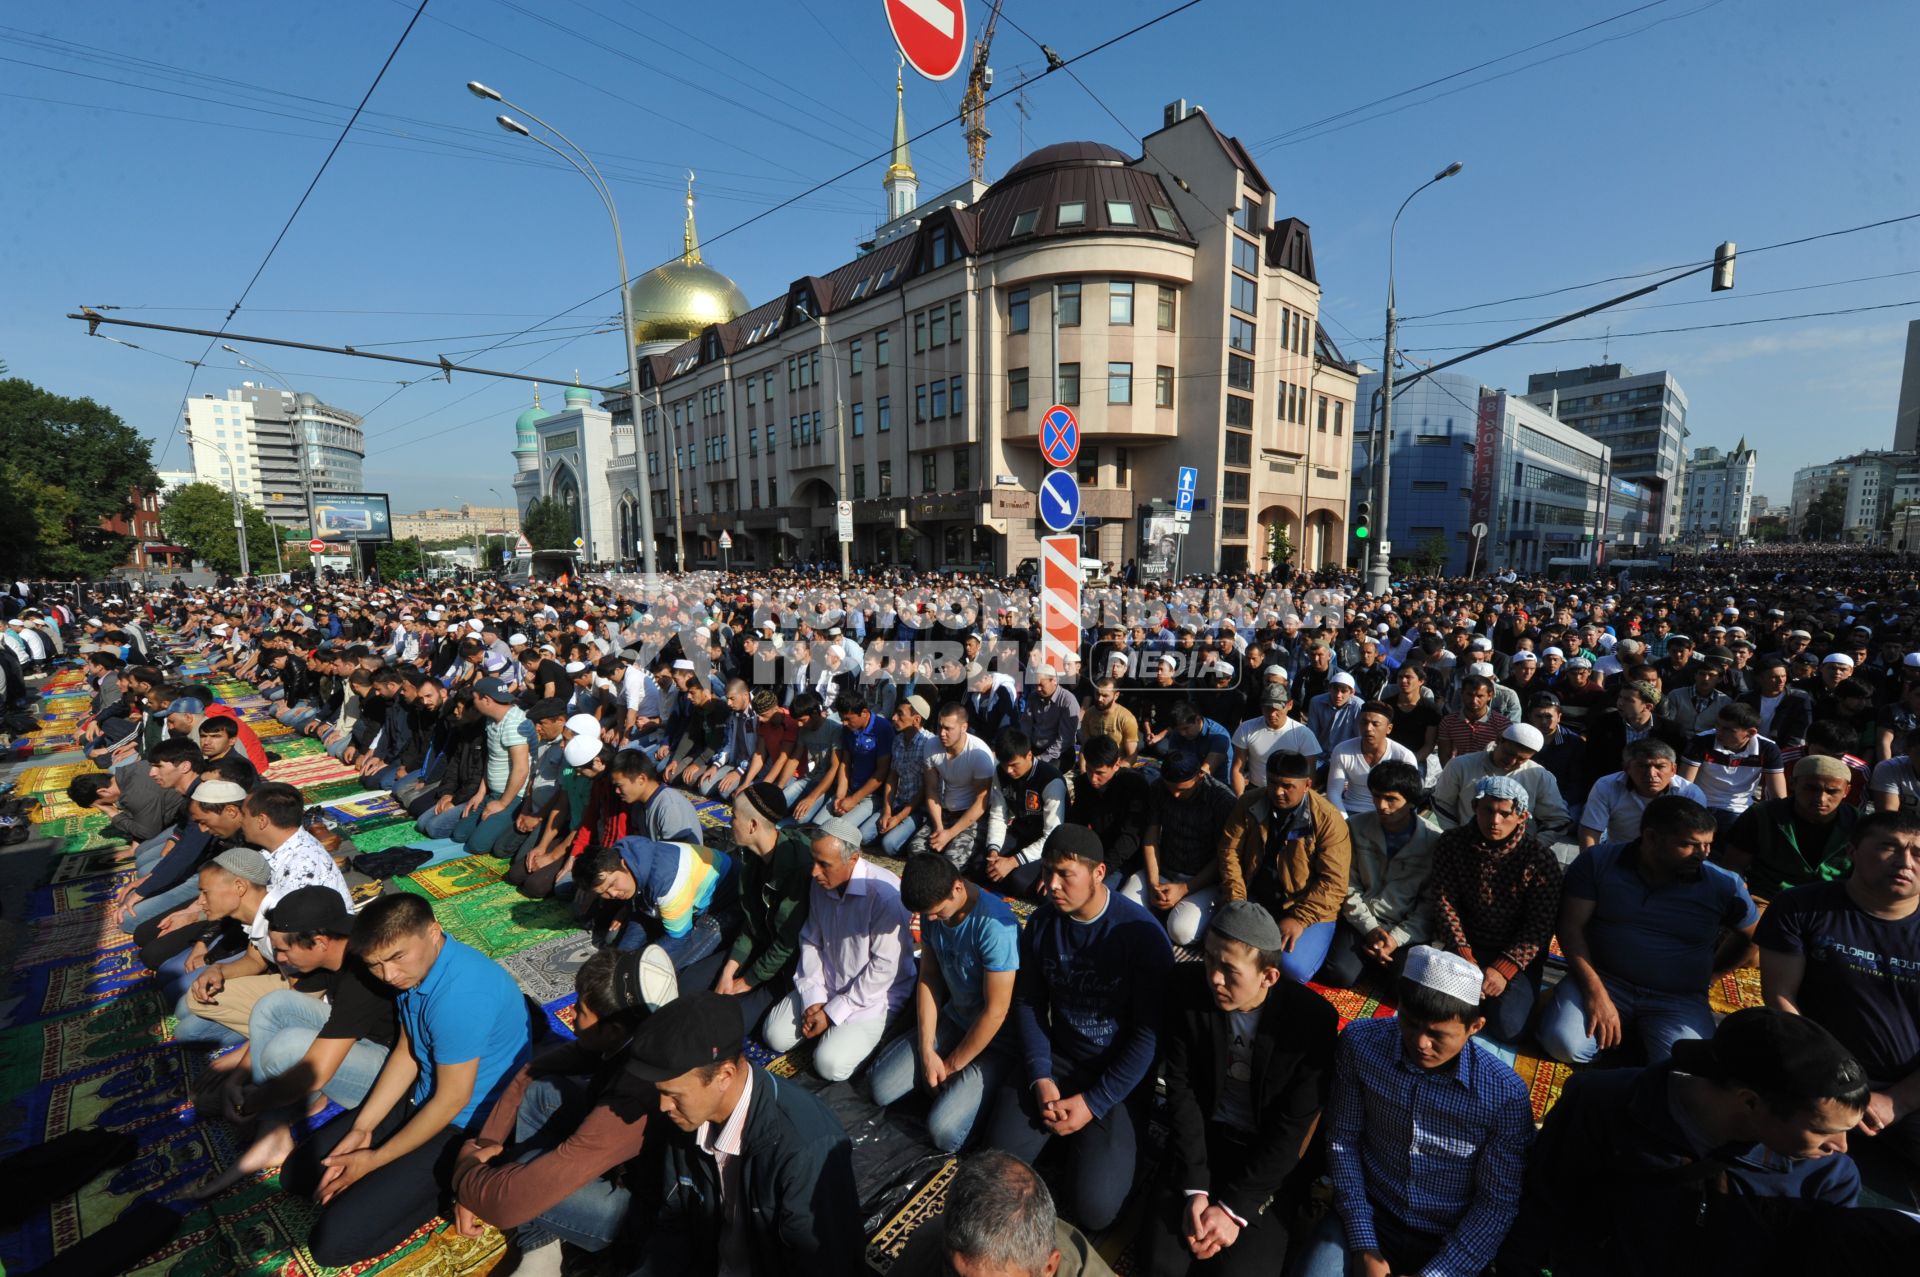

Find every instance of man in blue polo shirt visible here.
[1538,795,1758,1066]
[826,688,896,832]
[281,893,530,1268]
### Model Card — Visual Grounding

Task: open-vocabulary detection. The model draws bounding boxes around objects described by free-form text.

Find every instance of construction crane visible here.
[960,0,1004,183]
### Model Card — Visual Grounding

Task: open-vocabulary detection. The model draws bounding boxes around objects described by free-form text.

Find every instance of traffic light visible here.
[1353,502,1371,540]
[1712,240,1736,292]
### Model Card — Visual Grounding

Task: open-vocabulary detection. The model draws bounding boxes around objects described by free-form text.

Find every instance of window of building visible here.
[929,305,947,347]
[1107,362,1133,405]
[1227,354,1254,391]
[1106,200,1136,226]
[916,384,928,422]
[876,329,891,365]
[931,380,947,418]
[878,395,892,432]
[878,460,892,495]
[1221,507,1248,537]
[1230,274,1257,315]
[1333,402,1344,436]
[763,371,774,398]
[1011,208,1039,236]
[1079,446,1100,487]
[1317,396,1329,433]
[768,478,778,505]
[953,447,971,489]
[1229,316,1255,352]
[1009,367,1029,410]
[1058,363,1080,405]
[1156,366,1174,407]
[1150,205,1178,232]
[1233,196,1263,232]
[922,453,937,492]
[929,226,951,267]
[1232,236,1259,275]
[1225,430,1252,466]
[1116,447,1131,486]
[852,403,865,437]
[949,375,964,419]
[767,422,778,449]
[745,378,757,405]
[849,338,863,375]
[1057,282,1082,326]
[1226,394,1253,428]
[1411,480,1448,492]
[950,301,964,345]
[914,313,927,352]
[1109,280,1134,326]
[1223,472,1250,503]
[853,464,866,499]
[1009,288,1030,333]
[1157,287,1176,331]
[1057,201,1086,227]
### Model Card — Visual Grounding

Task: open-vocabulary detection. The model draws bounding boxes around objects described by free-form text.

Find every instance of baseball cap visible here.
[625,992,745,1082]
[1669,1007,1867,1102]
[1511,650,1538,664]
[266,884,354,935]
[1261,684,1290,707]
[167,697,206,716]
[473,677,513,704]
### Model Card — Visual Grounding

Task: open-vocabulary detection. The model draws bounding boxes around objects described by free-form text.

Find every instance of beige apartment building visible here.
[510,99,1358,576]
[388,505,520,542]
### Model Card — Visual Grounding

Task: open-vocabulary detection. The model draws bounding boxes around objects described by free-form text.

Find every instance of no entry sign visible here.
[884,0,968,81]
[307,539,326,554]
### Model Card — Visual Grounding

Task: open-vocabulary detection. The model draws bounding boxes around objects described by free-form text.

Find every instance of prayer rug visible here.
[270,735,328,760]
[0,990,176,1095]
[16,762,96,796]
[18,911,133,964]
[404,854,506,900]
[1710,963,1764,1015]
[45,848,131,884]
[323,792,405,824]
[5,947,153,1022]
[498,933,599,1005]
[265,752,362,789]
[391,879,577,960]
[864,1157,958,1273]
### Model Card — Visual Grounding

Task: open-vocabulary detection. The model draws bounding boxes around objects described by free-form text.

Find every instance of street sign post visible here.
[884,0,967,81]
[1040,405,1080,469]
[573,536,584,550]
[514,534,533,559]
[1039,534,1081,674]
[836,500,855,544]
[719,530,732,573]
[307,538,326,554]
[1175,466,1198,514]
[1038,470,1082,534]
[1467,521,1490,578]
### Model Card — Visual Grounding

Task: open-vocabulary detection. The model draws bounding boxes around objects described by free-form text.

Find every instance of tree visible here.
[1409,531,1451,576]
[521,496,575,550]
[161,482,277,576]
[1265,520,1293,572]
[1802,485,1846,541]
[0,377,157,577]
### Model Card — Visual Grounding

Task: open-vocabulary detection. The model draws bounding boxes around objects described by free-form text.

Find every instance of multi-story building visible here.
[510,99,1360,574]
[1680,439,1757,541]
[1350,375,1617,575]
[389,505,521,542]
[101,487,187,573]
[1791,449,1920,541]
[185,384,366,529]
[1523,363,1689,539]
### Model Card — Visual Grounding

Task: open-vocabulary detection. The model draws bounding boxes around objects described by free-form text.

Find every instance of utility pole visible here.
[820,316,850,581]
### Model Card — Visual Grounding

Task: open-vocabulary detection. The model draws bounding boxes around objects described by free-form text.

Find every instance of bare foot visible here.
[174,1120,294,1200]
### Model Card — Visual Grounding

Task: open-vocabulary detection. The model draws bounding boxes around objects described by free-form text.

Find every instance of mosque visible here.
[509,90,1360,577]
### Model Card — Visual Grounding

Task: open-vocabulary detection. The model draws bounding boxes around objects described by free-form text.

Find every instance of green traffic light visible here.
[1354,526,1370,539]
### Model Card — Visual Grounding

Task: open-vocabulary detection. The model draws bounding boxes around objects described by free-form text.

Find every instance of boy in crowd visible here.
[1297,945,1533,1277]
[1149,901,1337,1276]
[871,853,1020,1151]
[280,894,531,1268]
[1317,759,1440,989]
[982,825,1174,1231]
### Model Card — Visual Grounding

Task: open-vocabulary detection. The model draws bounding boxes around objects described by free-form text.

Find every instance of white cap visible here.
[563,734,603,768]
[565,713,602,739]
[1402,944,1484,1006]
[467,618,484,632]
[1329,671,1357,689]
[508,632,530,647]
[1823,652,1855,667]
[1542,646,1565,659]
[565,660,589,675]
[1469,636,1493,650]
[1469,661,1495,678]
[1031,662,1057,679]
[575,620,592,632]
[1502,722,1545,751]
[1512,650,1537,663]
[671,658,696,672]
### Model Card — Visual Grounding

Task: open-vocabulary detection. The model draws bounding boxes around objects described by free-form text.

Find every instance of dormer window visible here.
[1106,201,1137,226]
[1056,201,1086,228]
[1150,205,1178,232]
[1011,208,1039,236]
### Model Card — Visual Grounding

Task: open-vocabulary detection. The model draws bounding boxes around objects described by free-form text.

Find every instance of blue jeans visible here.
[462,795,518,855]
[128,877,204,930]
[616,907,735,974]
[1273,919,1338,984]
[1536,972,1718,1065]
[508,1076,630,1253]
[326,734,354,760]
[247,988,389,1106]
[132,831,173,878]
[868,1009,1009,1153]
[279,705,321,729]
[855,801,919,856]
[1292,1209,1447,1277]
[415,801,469,840]
[371,763,407,793]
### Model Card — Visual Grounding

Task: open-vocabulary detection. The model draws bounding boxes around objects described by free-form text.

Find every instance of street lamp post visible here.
[488,486,507,569]
[224,346,317,590]
[1369,161,1463,598]
[182,427,251,576]
[469,81,654,578]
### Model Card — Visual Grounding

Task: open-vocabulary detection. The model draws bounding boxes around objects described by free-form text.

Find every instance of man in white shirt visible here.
[905,703,997,874]
[1579,739,1707,846]
[1231,684,1322,793]
[1431,722,1572,838]
[1324,702,1417,816]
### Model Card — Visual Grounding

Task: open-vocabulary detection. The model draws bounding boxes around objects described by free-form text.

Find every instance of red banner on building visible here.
[1471,391,1501,532]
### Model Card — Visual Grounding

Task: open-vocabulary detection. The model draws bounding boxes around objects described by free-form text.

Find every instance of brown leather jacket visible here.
[1218,787,1351,926]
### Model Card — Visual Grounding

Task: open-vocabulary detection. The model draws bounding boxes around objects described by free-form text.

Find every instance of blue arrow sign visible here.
[1039,469,1082,533]
[1175,465,1198,513]
[1040,405,1080,468]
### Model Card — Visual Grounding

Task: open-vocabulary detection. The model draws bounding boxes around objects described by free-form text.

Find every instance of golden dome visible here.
[628,174,750,345]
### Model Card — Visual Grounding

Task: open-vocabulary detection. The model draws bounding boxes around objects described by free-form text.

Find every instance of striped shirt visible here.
[888,726,939,811]
[1327,1017,1533,1275]
[1437,710,1511,760]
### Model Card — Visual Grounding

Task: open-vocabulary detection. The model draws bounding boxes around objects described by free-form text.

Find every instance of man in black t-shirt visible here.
[1756,808,1920,1166]
[191,887,397,1197]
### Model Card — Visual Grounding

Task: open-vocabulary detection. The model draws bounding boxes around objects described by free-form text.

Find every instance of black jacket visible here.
[1064,766,1151,873]
[1739,687,1815,748]
[1162,964,1337,1223]
[635,1065,861,1277]
[1578,710,1690,796]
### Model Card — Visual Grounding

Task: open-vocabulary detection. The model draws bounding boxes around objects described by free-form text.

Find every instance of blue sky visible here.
[3,0,1915,509]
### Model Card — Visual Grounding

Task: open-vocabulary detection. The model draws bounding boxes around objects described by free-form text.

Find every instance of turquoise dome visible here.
[514,396,551,452]
[563,385,593,407]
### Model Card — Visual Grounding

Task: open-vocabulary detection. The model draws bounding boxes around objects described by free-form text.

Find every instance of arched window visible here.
[551,464,583,537]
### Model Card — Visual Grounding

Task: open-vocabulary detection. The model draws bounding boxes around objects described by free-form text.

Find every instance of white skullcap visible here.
[1329,671,1357,689]
[191,779,249,805]
[1502,722,1545,752]
[1402,944,1484,1006]
[563,734,603,768]
[565,713,602,739]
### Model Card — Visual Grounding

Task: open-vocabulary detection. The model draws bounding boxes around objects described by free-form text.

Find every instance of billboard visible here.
[1471,392,1501,533]
[311,492,393,542]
